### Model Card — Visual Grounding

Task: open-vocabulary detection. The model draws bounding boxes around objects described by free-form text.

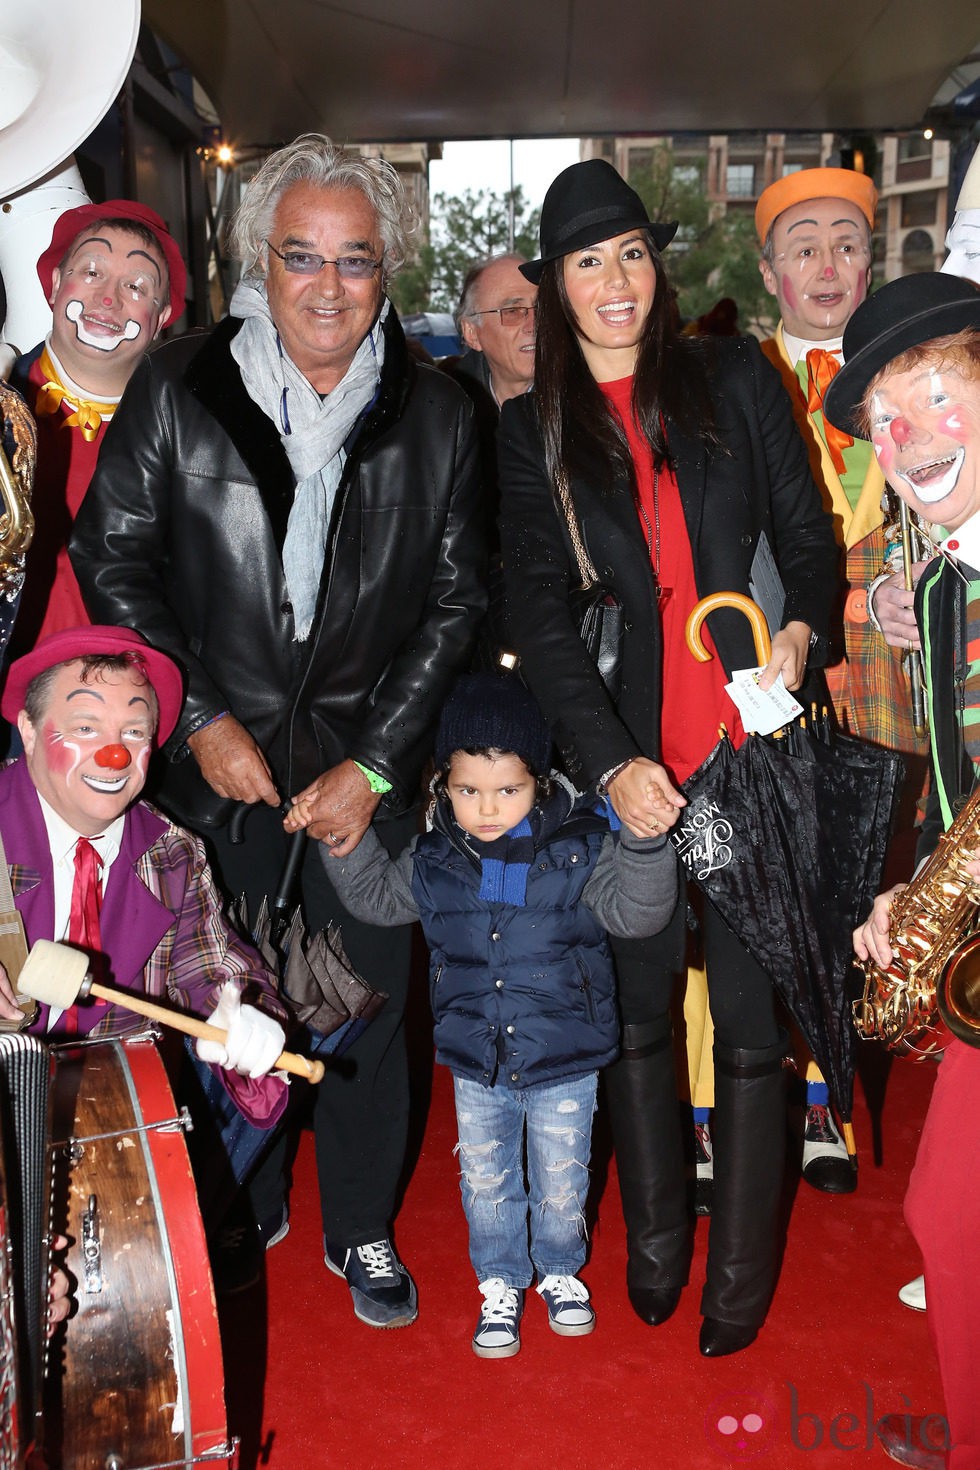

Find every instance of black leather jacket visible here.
[70,311,487,829]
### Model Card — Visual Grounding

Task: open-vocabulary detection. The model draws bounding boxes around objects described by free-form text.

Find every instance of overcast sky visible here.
[429,137,580,211]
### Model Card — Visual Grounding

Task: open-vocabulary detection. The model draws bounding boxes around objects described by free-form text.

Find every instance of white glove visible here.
[196,980,286,1079]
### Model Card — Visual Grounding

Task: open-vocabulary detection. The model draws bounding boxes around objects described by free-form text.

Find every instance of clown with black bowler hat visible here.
[830,271,980,1470]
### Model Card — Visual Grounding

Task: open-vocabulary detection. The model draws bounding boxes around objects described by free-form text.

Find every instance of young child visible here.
[315,671,678,1358]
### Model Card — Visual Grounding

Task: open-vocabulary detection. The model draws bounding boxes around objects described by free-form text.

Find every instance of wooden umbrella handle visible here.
[87,978,325,1083]
[686,592,773,667]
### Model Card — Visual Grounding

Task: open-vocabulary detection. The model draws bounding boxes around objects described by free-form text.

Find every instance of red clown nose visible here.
[95,745,132,769]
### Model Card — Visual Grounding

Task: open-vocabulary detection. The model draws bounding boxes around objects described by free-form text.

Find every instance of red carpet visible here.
[219,1024,943,1470]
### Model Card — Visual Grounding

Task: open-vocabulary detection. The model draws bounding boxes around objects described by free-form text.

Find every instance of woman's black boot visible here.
[699,1032,786,1357]
[604,1017,688,1326]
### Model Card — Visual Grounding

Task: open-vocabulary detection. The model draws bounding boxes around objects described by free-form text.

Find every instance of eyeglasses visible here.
[265,240,383,279]
[468,304,537,325]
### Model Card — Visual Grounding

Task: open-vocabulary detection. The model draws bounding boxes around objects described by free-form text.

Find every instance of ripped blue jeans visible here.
[452,1070,598,1288]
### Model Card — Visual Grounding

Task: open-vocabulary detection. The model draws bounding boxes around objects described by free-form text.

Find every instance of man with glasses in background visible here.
[455,254,537,413]
[447,254,536,654]
[70,134,486,1322]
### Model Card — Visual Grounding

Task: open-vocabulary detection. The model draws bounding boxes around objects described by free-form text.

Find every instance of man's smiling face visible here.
[18,661,157,836]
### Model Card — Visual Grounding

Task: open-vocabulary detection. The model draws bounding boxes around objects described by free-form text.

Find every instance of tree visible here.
[386,243,436,317]
[391,187,541,315]
[628,147,776,336]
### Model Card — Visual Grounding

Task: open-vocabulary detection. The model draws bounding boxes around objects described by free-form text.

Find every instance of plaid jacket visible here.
[761,330,928,759]
[2,758,287,1125]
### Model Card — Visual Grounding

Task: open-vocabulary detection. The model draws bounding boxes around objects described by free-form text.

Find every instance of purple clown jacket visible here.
[0,756,287,1127]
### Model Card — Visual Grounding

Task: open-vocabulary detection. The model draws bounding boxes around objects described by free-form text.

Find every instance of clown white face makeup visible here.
[868,364,980,530]
[942,210,980,286]
[64,299,142,350]
[18,662,157,836]
[760,197,872,341]
[49,225,171,394]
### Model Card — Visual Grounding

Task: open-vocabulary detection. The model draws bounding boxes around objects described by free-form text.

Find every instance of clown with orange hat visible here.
[754,167,931,1198]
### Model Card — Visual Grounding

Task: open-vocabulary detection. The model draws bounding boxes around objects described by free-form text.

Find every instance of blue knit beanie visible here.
[435,672,552,775]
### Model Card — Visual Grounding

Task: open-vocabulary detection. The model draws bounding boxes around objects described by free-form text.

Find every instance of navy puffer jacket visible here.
[411,799,618,1089]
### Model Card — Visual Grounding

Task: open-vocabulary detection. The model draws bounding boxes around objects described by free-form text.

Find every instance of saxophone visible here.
[855,782,980,1058]
[0,379,36,605]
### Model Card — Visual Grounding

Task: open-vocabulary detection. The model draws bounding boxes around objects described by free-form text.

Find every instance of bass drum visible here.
[48,1035,235,1470]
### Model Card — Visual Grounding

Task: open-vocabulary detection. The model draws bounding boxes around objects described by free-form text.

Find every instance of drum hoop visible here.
[120,1040,230,1463]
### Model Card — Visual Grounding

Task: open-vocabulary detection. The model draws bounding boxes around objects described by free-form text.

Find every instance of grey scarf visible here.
[229,278,388,640]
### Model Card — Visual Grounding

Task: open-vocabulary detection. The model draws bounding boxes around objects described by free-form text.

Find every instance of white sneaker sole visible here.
[472,1334,521,1358]
[548,1315,596,1337]
[898,1275,926,1312]
[264,1217,290,1250]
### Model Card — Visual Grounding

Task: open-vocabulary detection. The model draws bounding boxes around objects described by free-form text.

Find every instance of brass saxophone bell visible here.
[938,933,980,1048]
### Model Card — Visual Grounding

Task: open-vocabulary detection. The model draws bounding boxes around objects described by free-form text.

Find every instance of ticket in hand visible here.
[724,667,804,735]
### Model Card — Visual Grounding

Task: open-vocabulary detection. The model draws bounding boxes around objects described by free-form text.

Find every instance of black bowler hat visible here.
[520,159,678,284]
[824,272,980,438]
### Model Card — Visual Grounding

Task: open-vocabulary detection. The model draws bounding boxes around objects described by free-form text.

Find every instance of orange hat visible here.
[755,168,877,245]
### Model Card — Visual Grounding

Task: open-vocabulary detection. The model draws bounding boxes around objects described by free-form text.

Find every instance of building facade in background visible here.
[580,129,956,283]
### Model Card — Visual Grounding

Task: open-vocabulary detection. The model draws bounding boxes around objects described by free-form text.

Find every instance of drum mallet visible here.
[17,940,325,1082]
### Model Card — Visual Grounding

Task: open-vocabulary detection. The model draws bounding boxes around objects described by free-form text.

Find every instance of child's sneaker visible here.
[536,1274,596,1336]
[472,1277,523,1358]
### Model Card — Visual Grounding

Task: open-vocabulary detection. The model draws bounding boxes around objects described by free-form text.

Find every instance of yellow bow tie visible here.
[33,349,116,444]
[34,381,108,442]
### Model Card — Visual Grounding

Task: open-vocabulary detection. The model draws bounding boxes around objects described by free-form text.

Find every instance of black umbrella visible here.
[671,595,903,1148]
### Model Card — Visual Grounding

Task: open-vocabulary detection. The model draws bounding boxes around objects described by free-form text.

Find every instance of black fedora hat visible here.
[520,159,677,284]
[824,272,980,438]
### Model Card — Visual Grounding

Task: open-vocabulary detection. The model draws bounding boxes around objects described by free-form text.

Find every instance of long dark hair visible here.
[533,230,720,488]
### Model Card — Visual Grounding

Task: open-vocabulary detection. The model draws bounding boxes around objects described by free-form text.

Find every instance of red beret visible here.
[755,168,877,246]
[36,199,187,323]
[1,626,185,744]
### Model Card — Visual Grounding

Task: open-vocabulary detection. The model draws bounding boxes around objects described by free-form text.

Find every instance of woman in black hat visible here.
[498,158,839,1355]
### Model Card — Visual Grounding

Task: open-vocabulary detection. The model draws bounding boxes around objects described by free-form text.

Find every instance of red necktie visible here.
[805,348,855,477]
[64,837,103,1033]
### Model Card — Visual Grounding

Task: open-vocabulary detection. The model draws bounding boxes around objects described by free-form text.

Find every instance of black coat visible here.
[915,555,975,860]
[70,311,487,828]
[497,335,840,788]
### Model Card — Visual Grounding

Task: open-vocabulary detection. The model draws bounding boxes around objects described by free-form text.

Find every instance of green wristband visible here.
[354,760,392,795]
